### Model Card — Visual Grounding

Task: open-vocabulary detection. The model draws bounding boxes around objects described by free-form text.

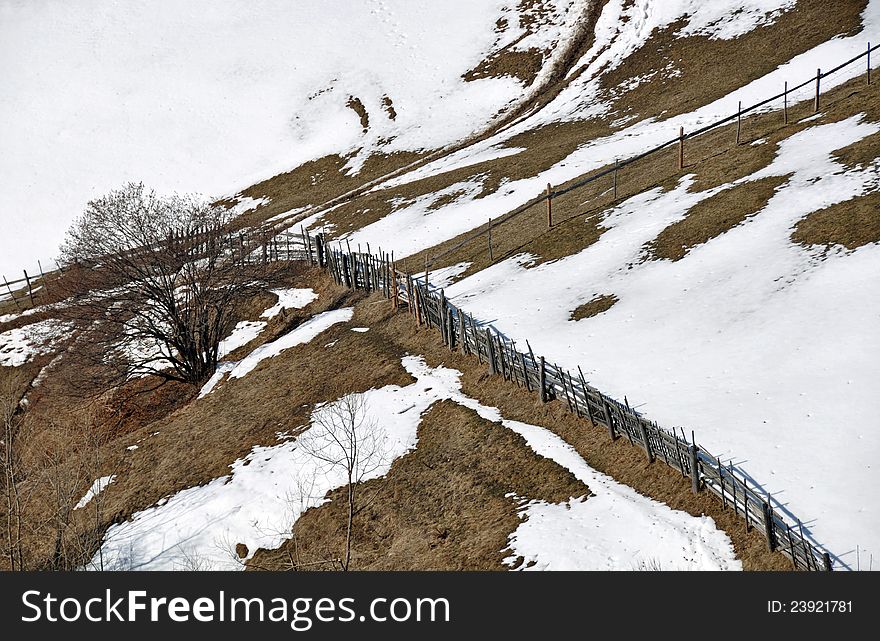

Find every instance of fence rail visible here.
[278,230,834,571]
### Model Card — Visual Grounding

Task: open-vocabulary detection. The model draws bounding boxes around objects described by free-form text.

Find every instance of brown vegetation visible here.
[570,293,618,321]
[646,175,788,262]
[791,191,880,250]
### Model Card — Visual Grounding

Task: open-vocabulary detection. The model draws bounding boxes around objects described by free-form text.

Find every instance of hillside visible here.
[1,0,878,572]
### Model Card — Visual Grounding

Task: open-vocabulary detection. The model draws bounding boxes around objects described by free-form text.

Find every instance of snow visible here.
[361,0,879,236]
[226,195,270,218]
[443,116,880,567]
[74,476,115,510]
[91,356,737,571]
[228,308,354,380]
[351,327,370,333]
[0,319,71,367]
[502,422,740,571]
[217,321,266,358]
[0,0,583,278]
[198,362,237,399]
[259,288,319,319]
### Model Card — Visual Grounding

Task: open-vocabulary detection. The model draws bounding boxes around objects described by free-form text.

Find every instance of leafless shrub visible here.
[297,394,388,571]
[57,182,273,387]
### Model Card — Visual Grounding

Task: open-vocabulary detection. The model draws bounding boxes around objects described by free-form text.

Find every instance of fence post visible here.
[3,275,21,312]
[23,270,35,306]
[689,444,700,493]
[458,308,467,354]
[637,419,654,463]
[784,81,788,124]
[761,502,777,551]
[601,397,617,440]
[539,356,547,402]
[823,552,832,572]
[613,159,619,199]
[678,126,684,170]
[869,42,872,85]
[546,184,553,228]
[814,68,821,112]
[486,328,497,375]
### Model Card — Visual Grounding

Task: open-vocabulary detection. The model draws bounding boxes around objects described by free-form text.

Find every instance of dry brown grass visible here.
[3,268,801,571]
[246,285,795,571]
[646,175,788,262]
[570,293,618,320]
[416,72,880,276]
[362,292,793,570]
[250,400,589,571]
[599,0,867,122]
[791,191,880,250]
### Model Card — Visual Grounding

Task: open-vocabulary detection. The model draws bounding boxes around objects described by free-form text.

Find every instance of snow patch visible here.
[229,308,354,380]
[75,476,115,510]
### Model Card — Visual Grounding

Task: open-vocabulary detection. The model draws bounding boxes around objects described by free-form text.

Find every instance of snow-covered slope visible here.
[306,1,880,567]
[0,0,585,277]
[92,356,739,571]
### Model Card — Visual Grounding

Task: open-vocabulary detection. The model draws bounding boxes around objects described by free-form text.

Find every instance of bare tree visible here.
[57,182,270,386]
[297,394,387,571]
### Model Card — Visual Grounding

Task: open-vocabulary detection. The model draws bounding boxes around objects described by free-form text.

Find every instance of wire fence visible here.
[426,40,878,266]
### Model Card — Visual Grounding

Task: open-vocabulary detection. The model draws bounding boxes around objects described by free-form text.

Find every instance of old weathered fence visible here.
[271,229,833,572]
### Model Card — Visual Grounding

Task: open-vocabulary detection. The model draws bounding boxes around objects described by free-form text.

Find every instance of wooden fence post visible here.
[486,328,496,375]
[814,68,821,112]
[613,160,619,200]
[546,184,553,228]
[23,270,35,306]
[538,356,547,402]
[868,42,872,85]
[689,444,700,494]
[784,81,788,124]
[762,501,777,551]
[600,397,616,440]
[677,126,684,170]
[3,275,21,312]
[458,308,467,354]
[637,419,654,463]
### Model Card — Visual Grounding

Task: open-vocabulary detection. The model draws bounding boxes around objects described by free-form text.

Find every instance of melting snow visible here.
[74,476,115,510]
[260,287,319,319]
[91,356,738,571]
[228,308,353,380]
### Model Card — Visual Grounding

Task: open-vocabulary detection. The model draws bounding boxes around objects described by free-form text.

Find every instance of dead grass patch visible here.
[570,293,618,320]
[346,96,370,133]
[647,175,788,261]
[249,400,588,571]
[791,190,880,250]
[341,291,794,570]
[833,129,880,169]
[599,0,866,123]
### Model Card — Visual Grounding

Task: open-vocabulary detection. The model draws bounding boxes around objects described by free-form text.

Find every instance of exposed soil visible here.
[347,96,370,133]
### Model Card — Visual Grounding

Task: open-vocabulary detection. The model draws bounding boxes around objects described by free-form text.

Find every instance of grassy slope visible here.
[3,1,877,571]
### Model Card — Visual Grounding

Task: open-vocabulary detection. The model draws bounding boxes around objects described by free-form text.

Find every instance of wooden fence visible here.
[275,229,833,572]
